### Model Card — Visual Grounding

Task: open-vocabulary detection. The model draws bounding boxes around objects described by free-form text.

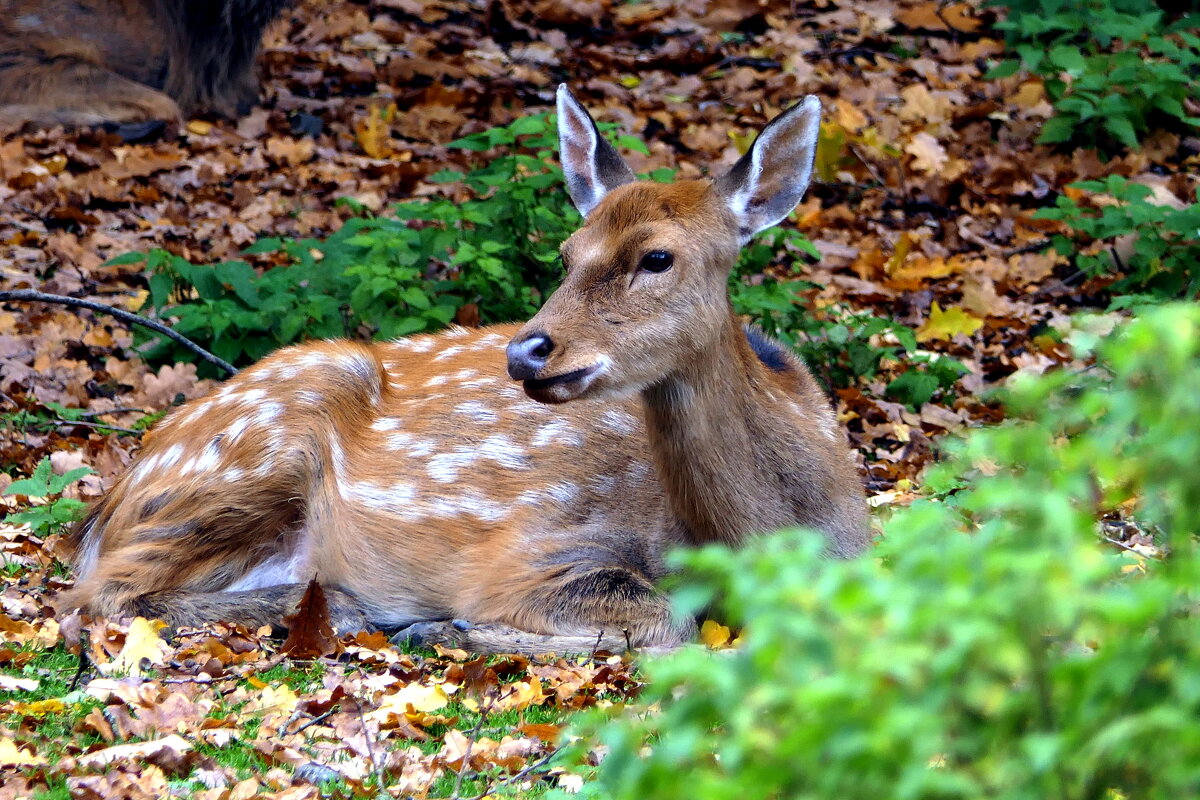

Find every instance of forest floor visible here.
[1,0,1197,797]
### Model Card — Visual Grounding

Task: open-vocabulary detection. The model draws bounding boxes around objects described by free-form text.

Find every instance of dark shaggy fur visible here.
[0,0,293,132]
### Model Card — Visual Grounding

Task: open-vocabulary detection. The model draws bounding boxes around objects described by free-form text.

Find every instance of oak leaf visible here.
[102,617,170,676]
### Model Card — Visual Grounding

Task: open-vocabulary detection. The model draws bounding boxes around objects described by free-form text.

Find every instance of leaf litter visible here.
[1,0,1197,795]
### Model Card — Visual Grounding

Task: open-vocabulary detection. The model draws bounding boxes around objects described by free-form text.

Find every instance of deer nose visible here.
[507,332,555,380]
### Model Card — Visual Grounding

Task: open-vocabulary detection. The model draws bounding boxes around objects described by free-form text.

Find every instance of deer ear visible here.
[556,84,636,218]
[714,95,822,243]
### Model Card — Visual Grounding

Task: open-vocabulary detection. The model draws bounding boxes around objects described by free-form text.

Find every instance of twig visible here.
[0,290,238,377]
[450,685,518,800]
[461,746,564,800]
[80,407,146,419]
[353,667,390,800]
[67,633,92,692]
[49,419,142,436]
[1003,238,1053,258]
[290,704,340,735]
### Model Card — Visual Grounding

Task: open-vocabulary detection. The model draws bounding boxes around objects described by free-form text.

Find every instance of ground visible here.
[0,0,1197,797]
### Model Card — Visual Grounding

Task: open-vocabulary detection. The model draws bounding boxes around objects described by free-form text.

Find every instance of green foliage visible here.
[565,303,1200,800]
[1038,175,1200,301]
[988,0,1200,150]
[2,457,92,537]
[728,233,930,392]
[885,351,970,408]
[128,113,582,370]
[124,114,923,393]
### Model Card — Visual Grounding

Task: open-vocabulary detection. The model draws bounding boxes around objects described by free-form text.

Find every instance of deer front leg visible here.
[0,56,181,132]
[395,565,696,656]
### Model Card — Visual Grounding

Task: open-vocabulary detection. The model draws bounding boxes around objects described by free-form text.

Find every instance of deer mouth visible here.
[522,364,602,403]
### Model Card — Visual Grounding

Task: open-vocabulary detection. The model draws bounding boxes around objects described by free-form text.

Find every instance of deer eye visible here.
[638,250,674,273]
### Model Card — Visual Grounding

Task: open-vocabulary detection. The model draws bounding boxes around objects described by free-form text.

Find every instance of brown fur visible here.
[0,0,292,131]
[60,99,869,656]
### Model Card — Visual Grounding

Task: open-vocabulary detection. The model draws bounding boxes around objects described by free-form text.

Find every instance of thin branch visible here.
[49,419,142,436]
[462,746,564,800]
[0,290,238,377]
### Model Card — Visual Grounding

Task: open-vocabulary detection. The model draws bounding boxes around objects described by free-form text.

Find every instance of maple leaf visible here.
[917,303,984,343]
[101,617,170,676]
[281,579,339,658]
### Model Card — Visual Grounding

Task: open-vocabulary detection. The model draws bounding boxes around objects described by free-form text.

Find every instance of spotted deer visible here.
[60,87,869,655]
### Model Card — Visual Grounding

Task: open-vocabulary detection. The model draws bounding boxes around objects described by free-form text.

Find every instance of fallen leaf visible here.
[917,303,984,342]
[102,617,170,676]
[699,619,731,649]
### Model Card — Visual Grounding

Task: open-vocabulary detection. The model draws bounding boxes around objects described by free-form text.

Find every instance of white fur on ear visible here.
[716,95,822,243]
[556,84,636,218]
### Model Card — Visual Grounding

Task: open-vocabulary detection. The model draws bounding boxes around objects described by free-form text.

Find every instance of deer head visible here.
[506,85,821,404]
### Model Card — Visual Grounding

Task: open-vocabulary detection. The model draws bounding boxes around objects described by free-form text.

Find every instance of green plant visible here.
[3,457,92,536]
[1038,175,1200,301]
[988,0,1200,150]
[563,302,1200,799]
[126,113,603,371]
[124,114,921,394]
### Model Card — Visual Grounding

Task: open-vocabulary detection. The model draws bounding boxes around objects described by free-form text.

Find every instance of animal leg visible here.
[127,584,369,635]
[397,566,696,656]
[0,55,181,131]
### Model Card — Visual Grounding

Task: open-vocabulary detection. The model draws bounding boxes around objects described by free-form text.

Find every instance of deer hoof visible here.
[392,619,469,649]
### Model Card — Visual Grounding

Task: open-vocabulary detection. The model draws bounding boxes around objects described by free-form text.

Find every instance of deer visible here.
[58,86,870,655]
[0,0,293,135]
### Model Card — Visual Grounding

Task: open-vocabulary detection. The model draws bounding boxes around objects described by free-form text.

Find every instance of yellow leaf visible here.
[103,617,170,676]
[355,103,396,159]
[917,303,983,342]
[257,684,299,716]
[699,619,731,649]
[12,698,65,716]
[0,737,47,766]
[371,682,450,721]
[885,231,921,274]
[728,129,756,156]
[186,119,213,136]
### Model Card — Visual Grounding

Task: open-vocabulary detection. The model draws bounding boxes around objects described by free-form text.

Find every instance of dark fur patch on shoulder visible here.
[743,325,792,373]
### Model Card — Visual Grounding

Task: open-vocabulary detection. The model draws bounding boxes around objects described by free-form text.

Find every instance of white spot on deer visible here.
[428,451,478,483]
[408,337,436,353]
[254,402,284,425]
[531,419,575,447]
[497,384,522,399]
[295,351,336,369]
[453,400,497,424]
[225,416,253,442]
[424,374,448,388]
[408,439,436,458]
[546,482,579,504]
[433,345,466,362]
[431,489,508,522]
[329,435,348,485]
[344,480,418,516]
[444,326,470,338]
[479,434,528,469]
[372,417,403,433]
[385,431,414,449]
[591,475,616,496]
[222,467,245,482]
[160,444,184,469]
[295,390,324,406]
[601,409,638,435]
[625,462,651,485]
[452,368,479,382]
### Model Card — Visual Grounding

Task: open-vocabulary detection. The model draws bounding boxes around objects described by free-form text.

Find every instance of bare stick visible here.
[0,290,238,377]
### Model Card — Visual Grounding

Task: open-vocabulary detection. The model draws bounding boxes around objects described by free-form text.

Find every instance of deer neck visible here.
[640,311,795,548]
